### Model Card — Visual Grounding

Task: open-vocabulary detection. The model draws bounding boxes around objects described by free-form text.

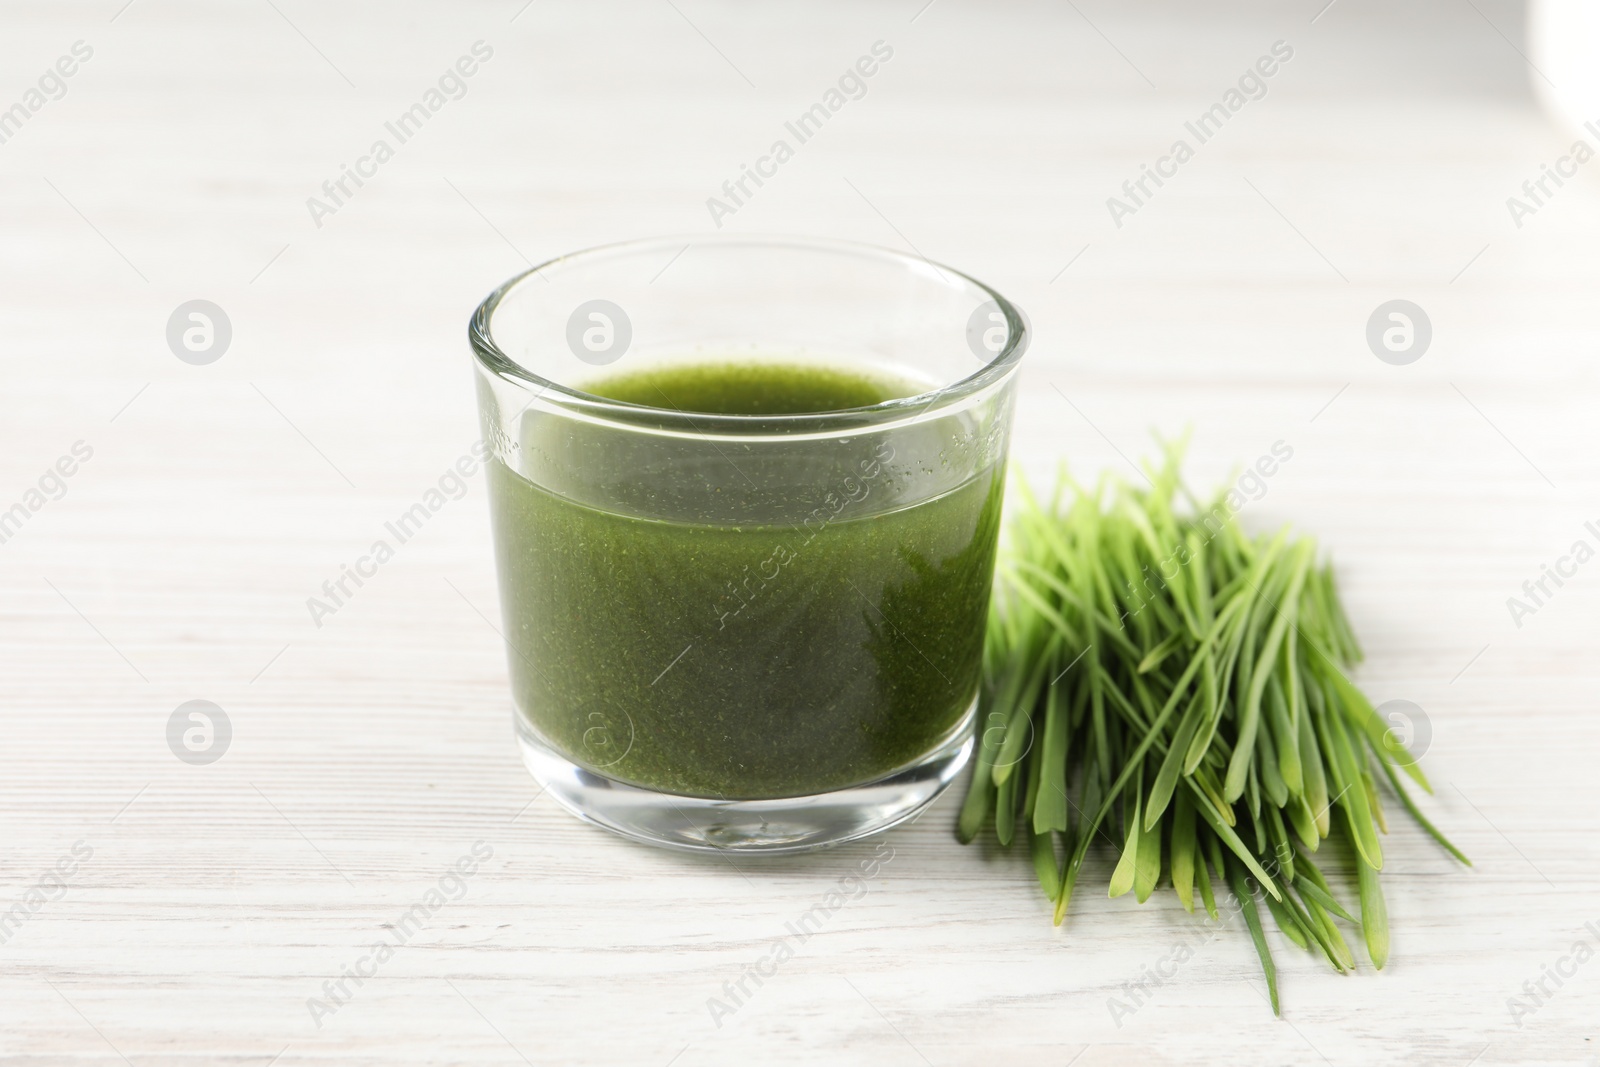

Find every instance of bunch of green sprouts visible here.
[958,443,1468,1011]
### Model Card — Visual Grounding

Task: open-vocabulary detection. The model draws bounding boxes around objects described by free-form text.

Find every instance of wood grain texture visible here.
[2,0,1597,1064]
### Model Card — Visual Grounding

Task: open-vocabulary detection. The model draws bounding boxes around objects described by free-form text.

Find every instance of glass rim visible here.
[468,233,1028,436]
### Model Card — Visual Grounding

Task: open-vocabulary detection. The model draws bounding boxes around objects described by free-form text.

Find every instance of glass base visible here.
[515,701,976,855]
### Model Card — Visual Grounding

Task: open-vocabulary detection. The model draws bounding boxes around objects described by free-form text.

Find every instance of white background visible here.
[1,0,1596,1064]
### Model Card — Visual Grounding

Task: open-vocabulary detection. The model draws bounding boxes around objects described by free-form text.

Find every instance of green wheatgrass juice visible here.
[487,361,1004,799]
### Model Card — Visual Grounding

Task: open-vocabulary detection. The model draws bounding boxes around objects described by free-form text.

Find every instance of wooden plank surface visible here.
[2,0,1596,1063]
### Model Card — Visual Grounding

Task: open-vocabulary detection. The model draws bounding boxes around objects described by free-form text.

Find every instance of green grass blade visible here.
[995,760,1018,846]
[1327,667,1430,793]
[1144,689,1205,831]
[1373,755,1471,866]
[1293,870,1357,924]
[1137,631,1184,674]
[1265,803,1295,884]
[1171,789,1198,913]
[992,644,1053,787]
[957,686,1006,843]
[1225,541,1313,802]
[1257,707,1290,809]
[1186,779,1282,900]
[1134,788,1163,903]
[1297,891,1355,972]
[1363,768,1387,835]
[1109,782,1141,899]
[1033,681,1070,834]
[1224,852,1280,1015]
[1195,831,1219,920]
[1357,854,1389,970]
[1287,791,1320,850]
[1029,825,1062,901]
[1323,691,1384,869]
[1269,668,1303,795]
[1259,878,1312,952]
[1298,689,1331,839]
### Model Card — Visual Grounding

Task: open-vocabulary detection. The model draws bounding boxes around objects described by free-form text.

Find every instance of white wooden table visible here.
[2,1,1596,1063]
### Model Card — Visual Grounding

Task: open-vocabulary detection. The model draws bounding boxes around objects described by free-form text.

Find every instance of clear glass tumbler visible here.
[470,234,1027,853]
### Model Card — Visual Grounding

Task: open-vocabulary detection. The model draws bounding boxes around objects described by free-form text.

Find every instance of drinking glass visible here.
[470,234,1027,852]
